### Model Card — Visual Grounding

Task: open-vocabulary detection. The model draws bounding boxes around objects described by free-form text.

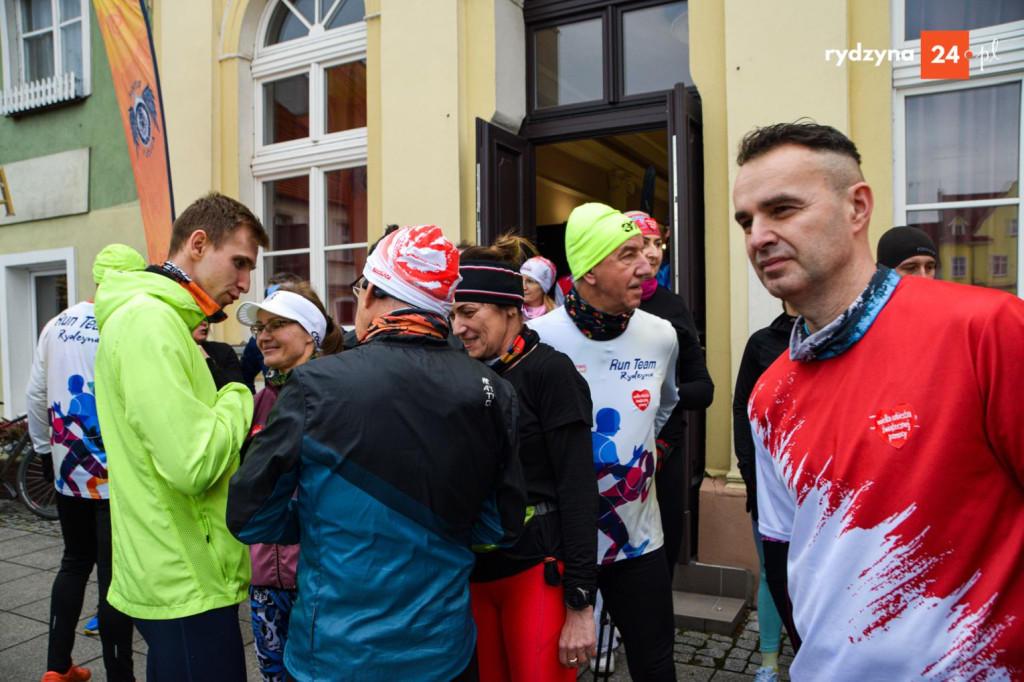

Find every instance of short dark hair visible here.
[169,192,269,255]
[268,272,302,287]
[736,121,862,167]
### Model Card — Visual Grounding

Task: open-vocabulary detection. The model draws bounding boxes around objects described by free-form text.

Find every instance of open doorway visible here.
[534,130,670,283]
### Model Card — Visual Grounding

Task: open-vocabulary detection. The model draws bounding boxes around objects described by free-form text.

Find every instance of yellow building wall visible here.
[691,0,893,477]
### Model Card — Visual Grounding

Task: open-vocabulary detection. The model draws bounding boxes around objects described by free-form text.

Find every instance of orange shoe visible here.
[41,662,91,682]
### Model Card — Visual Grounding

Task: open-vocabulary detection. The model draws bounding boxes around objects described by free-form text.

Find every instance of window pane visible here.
[905,83,1020,205]
[325,167,367,246]
[263,74,310,144]
[264,1,311,46]
[24,33,55,82]
[908,206,1018,293]
[21,0,52,31]
[325,61,367,133]
[326,247,366,326]
[59,0,80,21]
[534,18,603,109]
[34,273,67,338]
[905,0,1024,40]
[623,2,691,96]
[324,0,365,29]
[61,22,81,79]
[264,176,311,251]
[263,254,310,284]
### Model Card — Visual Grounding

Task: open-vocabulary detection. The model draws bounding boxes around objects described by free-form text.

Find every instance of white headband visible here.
[236,290,328,350]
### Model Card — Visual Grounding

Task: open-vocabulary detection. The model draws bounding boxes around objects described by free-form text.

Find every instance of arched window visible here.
[251,0,367,326]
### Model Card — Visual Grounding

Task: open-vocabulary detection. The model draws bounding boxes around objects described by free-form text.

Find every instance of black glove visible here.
[39,453,54,484]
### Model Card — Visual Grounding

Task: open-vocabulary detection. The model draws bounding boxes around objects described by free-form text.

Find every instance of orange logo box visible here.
[921,31,972,80]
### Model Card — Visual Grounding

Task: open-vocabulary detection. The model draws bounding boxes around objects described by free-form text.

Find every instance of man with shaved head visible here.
[733,122,1024,680]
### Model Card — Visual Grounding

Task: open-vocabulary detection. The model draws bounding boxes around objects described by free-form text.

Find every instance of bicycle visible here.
[0,412,58,519]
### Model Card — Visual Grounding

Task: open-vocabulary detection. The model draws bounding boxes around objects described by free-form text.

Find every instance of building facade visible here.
[2,0,1022,568]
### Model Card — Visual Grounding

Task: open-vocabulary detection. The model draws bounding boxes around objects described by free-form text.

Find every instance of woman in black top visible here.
[628,211,715,574]
[452,238,598,681]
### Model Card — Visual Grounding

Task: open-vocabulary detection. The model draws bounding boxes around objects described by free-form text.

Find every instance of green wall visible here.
[0,3,137,210]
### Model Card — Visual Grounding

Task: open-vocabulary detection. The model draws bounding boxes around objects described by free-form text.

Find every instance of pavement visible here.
[1,497,792,681]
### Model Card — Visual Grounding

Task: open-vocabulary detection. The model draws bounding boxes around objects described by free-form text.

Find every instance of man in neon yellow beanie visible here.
[530,202,681,680]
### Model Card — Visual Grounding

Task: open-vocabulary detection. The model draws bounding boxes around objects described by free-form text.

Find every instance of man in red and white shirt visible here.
[733,122,1024,681]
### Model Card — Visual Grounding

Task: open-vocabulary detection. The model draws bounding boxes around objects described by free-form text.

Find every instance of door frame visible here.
[0,247,77,418]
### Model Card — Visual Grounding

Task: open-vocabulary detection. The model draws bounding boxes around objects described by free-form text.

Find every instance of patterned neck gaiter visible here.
[564,286,634,341]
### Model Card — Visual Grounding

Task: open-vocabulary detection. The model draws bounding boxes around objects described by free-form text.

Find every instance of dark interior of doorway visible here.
[530,129,705,564]
[532,130,670,280]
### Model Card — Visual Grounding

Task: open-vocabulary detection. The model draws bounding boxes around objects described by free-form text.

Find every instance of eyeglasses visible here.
[350,277,366,299]
[250,319,298,337]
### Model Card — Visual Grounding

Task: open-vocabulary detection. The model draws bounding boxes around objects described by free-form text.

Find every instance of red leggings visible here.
[470,562,575,682]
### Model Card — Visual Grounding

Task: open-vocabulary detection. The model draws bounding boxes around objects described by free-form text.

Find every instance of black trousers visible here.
[655,449,687,578]
[48,494,135,680]
[598,548,677,681]
[134,604,246,682]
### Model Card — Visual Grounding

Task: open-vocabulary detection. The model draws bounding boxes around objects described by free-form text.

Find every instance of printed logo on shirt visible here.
[869,403,918,449]
[608,357,658,383]
[482,377,495,407]
[575,364,588,374]
[631,389,651,411]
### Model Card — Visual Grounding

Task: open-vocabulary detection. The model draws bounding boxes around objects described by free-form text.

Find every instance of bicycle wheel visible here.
[15,434,58,520]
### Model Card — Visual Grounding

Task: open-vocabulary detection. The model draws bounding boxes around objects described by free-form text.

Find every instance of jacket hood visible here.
[95,269,206,332]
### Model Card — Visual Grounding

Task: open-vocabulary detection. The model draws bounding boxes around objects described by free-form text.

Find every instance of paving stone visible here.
[709,633,733,645]
[0,610,49,651]
[674,663,714,681]
[780,654,794,667]
[711,671,757,681]
[0,532,63,562]
[696,647,726,659]
[0,570,60,610]
[723,657,748,672]
[694,655,717,667]
[734,636,756,650]
[0,559,40,584]
[746,662,764,675]
[679,632,707,647]
[727,646,751,660]
[9,544,63,570]
[0,526,29,543]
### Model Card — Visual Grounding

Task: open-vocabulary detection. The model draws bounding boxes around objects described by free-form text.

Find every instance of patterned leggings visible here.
[250,585,298,682]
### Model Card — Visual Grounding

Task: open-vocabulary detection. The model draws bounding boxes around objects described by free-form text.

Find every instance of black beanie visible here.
[877,226,937,268]
[454,261,524,307]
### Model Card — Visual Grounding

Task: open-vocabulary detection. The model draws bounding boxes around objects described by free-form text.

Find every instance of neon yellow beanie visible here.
[565,203,640,280]
[93,244,147,284]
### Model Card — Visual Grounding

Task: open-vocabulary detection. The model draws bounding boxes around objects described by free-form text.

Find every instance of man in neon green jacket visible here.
[94,193,269,682]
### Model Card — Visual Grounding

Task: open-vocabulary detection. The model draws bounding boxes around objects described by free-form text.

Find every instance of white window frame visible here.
[249,3,368,303]
[990,254,1009,277]
[950,255,968,279]
[0,246,76,419]
[892,3,1024,297]
[0,0,91,115]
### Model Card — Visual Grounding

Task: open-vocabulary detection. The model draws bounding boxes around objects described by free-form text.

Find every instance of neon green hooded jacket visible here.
[94,266,253,619]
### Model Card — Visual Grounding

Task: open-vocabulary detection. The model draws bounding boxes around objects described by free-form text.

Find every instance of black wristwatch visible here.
[564,586,593,611]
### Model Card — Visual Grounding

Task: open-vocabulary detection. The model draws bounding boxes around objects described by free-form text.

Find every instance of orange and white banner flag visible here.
[94,0,174,264]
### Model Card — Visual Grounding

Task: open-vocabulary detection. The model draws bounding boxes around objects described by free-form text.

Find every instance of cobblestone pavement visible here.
[578,611,793,682]
[3,497,792,681]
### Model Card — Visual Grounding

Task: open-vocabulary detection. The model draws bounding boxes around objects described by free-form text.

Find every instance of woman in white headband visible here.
[234,282,343,682]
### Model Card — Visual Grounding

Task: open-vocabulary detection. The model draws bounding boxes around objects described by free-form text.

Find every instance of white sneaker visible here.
[754,666,779,682]
[589,650,615,674]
